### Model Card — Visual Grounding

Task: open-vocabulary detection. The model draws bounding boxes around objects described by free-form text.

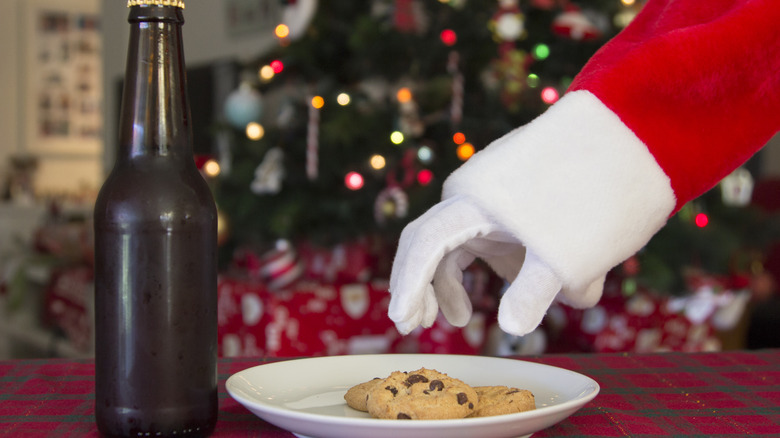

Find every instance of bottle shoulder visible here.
[94,158,216,228]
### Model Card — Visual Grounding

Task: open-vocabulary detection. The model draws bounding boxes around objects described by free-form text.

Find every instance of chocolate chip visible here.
[457,393,469,405]
[397,413,411,419]
[506,389,520,395]
[385,386,398,396]
[423,390,430,395]
[469,402,474,409]
[429,380,444,391]
[405,374,429,386]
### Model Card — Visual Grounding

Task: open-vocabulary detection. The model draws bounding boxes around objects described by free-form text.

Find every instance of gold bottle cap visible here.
[127,0,185,8]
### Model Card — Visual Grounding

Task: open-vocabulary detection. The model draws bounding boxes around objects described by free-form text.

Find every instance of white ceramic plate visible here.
[226,354,599,438]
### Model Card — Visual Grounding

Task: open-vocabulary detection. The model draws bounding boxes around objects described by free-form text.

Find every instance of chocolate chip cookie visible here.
[470,386,536,417]
[365,368,478,420]
[344,377,382,412]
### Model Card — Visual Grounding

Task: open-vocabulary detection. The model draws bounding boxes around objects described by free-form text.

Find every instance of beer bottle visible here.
[94,1,218,436]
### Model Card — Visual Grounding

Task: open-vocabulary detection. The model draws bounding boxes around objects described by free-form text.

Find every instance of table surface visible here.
[1,349,779,437]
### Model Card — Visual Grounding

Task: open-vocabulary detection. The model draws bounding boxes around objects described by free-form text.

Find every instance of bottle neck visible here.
[118,6,191,160]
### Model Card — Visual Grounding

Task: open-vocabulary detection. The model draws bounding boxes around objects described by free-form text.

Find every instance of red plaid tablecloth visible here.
[1,350,779,437]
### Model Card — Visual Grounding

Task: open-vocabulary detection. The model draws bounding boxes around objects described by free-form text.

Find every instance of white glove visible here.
[388,194,604,336]
[388,91,676,336]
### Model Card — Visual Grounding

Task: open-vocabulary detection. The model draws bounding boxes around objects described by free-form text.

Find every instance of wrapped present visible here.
[544,274,751,353]
[43,266,93,352]
[217,275,497,357]
[218,277,399,357]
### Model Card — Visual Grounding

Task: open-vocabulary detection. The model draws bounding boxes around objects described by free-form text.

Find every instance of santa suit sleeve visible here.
[441,0,780,296]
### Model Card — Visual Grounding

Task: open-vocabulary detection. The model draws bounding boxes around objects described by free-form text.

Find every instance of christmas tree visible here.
[214,0,628,261]
[211,0,778,295]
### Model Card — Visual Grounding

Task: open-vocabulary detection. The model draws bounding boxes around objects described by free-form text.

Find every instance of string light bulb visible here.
[246,122,264,140]
[370,154,386,170]
[457,142,475,160]
[274,24,290,39]
[345,171,364,190]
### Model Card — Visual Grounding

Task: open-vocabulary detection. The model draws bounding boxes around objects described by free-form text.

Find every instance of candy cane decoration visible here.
[306,95,320,180]
[448,51,464,126]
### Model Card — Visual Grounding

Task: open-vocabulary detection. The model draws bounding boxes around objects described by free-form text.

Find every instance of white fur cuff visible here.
[442,90,676,291]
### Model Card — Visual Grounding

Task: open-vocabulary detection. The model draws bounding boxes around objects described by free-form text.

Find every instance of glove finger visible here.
[394,283,437,334]
[498,251,562,336]
[420,285,440,328]
[388,196,494,328]
[559,275,605,308]
[433,249,475,327]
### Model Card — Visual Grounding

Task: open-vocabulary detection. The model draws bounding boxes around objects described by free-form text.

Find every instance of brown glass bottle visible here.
[93,2,217,437]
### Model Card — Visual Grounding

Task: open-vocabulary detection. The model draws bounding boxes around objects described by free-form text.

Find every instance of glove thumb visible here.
[497,251,562,336]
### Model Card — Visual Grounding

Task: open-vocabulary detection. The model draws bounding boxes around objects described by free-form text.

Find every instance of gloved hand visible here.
[388,91,677,336]
[388,194,604,336]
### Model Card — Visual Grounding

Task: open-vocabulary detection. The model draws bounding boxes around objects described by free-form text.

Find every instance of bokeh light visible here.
[390,131,405,145]
[259,65,275,81]
[417,169,434,186]
[311,96,325,109]
[532,44,550,60]
[370,154,386,170]
[541,87,560,104]
[203,159,221,178]
[452,132,466,145]
[274,24,290,39]
[527,73,540,88]
[396,87,413,103]
[337,93,351,106]
[246,122,265,140]
[457,142,475,161]
[417,146,433,163]
[270,60,284,74]
[440,29,457,46]
[695,213,709,228]
[345,171,364,190]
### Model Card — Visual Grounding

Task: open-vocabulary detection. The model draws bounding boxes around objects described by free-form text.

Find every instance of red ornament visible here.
[551,5,602,41]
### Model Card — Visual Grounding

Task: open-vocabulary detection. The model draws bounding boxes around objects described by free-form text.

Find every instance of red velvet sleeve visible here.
[569,0,780,212]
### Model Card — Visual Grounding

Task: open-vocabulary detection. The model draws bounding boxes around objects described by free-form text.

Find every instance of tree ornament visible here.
[224,82,263,129]
[393,0,428,34]
[448,51,464,126]
[491,49,530,111]
[551,5,602,41]
[260,239,303,290]
[489,0,525,43]
[251,147,285,195]
[374,185,410,225]
[397,88,425,138]
[306,94,320,180]
[720,167,754,207]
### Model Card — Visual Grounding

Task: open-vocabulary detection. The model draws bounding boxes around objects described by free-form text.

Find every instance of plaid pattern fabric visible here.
[1,350,778,437]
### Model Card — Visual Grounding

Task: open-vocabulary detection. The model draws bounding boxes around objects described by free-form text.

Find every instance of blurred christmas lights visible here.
[246,122,265,140]
[440,29,457,46]
[457,142,475,160]
[541,87,559,104]
[337,93,351,106]
[311,96,325,109]
[417,169,434,186]
[275,24,290,39]
[390,131,405,144]
[396,87,413,103]
[370,154,386,170]
[452,132,466,144]
[345,171,364,190]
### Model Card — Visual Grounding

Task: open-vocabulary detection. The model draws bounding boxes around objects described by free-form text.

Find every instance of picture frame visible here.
[20,0,102,157]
